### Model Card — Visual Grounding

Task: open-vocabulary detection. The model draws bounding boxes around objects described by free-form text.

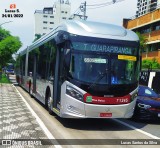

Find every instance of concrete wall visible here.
[142,51,160,63]
[123,8,160,64]
[126,9,160,29]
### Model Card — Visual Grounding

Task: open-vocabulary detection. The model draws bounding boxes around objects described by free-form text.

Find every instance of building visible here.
[34,0,71,36]
[136,0,160,17]
[123,8,160,63]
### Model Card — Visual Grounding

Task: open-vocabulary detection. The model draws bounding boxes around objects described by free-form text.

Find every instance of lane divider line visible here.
[113,118,160,139]
[12,84,62,148]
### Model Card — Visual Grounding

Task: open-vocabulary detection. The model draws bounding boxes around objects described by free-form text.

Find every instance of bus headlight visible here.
[66,85,83,101]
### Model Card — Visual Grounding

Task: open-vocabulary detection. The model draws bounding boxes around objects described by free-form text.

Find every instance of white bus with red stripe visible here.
[16,20,140,118]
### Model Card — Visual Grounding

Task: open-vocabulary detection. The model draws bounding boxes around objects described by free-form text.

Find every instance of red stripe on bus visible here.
[84,93,131,105]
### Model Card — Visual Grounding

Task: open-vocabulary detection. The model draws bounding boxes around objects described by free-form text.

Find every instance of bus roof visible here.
[20,20,139,55]
[60,20,138,40]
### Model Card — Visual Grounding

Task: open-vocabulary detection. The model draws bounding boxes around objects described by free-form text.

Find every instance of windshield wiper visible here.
[88,70,108,89]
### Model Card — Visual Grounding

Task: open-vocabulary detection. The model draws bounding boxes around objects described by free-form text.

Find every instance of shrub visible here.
[0,73,10,83]
[142,58,160,69]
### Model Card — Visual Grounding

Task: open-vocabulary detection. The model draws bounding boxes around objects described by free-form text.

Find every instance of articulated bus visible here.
[16,20,140,118]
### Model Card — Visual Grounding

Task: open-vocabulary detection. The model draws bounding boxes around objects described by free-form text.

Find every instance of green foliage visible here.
[8,58,16,64]
[0,28,10,41]
[136,32,148,52]
[0,28,22,69]
[0,74,10,83]
[142,58,160,69]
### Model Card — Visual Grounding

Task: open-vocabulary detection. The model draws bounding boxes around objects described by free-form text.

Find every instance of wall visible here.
[123,8,160,64]
[142,51,160,63]
[126,9,160,29]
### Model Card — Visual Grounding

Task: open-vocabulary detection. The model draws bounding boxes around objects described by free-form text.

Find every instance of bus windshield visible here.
[69,38,139,85]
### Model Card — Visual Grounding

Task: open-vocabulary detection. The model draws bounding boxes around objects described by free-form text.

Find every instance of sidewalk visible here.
[0,83,54,147]
[7,74,17,84]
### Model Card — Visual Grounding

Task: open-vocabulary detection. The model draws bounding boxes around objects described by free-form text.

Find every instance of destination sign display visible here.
[72,42,137,55]
[118,55,137,61]
[84,58,107,63]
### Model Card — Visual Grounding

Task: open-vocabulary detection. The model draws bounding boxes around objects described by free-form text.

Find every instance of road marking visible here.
[113,118,160,139]
[13,85,62,148]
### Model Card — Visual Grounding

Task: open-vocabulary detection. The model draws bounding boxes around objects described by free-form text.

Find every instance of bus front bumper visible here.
[60,94,137,118]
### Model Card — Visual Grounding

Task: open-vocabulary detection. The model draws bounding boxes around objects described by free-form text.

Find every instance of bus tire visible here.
[47,92,53,115]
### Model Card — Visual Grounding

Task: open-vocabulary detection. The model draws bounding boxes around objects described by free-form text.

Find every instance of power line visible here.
[86,0,116,6]
[87,0,124,9]
[69,0,124,20]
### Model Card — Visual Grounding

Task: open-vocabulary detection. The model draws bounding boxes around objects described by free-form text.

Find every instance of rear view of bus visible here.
[59,20,140,118]
[5,63,14,75]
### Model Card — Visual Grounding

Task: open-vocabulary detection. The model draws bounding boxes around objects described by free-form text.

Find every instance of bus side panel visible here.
[30,39,56,105]
[19,54,27,89]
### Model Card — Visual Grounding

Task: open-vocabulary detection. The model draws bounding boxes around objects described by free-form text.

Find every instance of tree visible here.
[142,58,160,69]
[136,32,148,53]
[0,28,10,41]
[0,28,22,69]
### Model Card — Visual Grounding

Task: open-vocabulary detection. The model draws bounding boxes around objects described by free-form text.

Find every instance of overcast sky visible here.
[0,0,137,52]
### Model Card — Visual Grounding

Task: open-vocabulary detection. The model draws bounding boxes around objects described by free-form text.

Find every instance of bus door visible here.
[53,45,64,110]
[32,54,37,94]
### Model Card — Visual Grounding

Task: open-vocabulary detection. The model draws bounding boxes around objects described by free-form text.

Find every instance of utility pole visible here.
[80,1,87,20]
[84,1,86,20]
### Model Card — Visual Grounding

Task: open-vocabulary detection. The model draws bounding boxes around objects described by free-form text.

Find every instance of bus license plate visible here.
[158,113,160,117]
[100,113,112,117]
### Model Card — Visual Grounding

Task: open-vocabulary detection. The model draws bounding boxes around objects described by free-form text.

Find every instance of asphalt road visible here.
[16,86,160,148]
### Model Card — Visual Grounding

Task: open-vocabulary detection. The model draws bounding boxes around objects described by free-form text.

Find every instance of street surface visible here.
[8,74,17,84]
[16,85,160,148]
[5,74,160,147]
